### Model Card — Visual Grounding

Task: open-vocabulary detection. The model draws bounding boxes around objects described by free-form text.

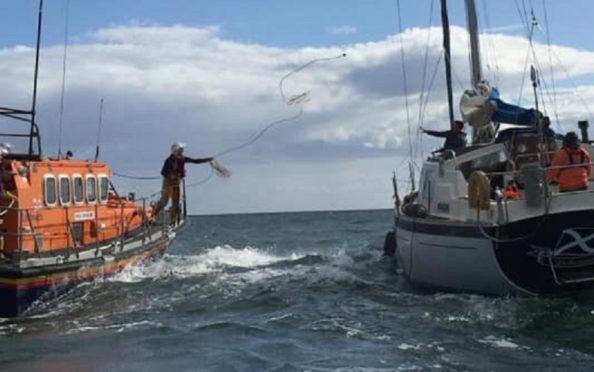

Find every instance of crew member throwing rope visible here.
[153,142,229,224]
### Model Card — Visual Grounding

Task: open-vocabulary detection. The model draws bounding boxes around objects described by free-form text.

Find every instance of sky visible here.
[1,0,594,215]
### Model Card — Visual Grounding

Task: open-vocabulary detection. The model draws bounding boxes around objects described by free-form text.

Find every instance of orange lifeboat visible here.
[0,154,186,317]
[0,1,186,317]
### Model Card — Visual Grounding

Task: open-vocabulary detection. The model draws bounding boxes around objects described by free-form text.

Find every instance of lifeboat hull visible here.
[0,225,177,317]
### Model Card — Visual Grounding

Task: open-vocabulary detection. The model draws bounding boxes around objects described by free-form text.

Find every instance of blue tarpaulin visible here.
[490,87,538,125]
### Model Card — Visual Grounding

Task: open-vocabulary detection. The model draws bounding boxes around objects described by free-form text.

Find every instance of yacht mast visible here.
[440,0,455,130]
[465,0,482,87]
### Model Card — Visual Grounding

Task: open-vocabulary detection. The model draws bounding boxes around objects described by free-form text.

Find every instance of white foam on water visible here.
[200,245,295,268]
[397,343,423,350]
[109,244,304,283]
[64,320,161,335]
[478,335,521,349]
[302,249,368,284]
[224,267,286,283]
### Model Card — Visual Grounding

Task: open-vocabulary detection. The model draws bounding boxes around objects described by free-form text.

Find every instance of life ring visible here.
[468,170,491,210]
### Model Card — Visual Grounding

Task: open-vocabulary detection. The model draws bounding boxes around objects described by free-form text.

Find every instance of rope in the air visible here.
[113,53,347,198]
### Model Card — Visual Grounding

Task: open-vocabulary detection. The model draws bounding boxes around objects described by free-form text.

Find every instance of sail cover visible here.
[460,81,539,126]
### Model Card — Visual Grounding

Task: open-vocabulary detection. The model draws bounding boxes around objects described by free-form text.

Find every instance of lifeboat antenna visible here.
[57,0,71,159]
[94,98,104,162]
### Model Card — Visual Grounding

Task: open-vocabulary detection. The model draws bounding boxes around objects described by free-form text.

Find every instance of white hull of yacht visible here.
[395,215,530,295]
[394,206,594,296]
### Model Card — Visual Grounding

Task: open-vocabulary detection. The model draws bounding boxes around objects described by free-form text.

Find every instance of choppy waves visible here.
[3,211,594,370]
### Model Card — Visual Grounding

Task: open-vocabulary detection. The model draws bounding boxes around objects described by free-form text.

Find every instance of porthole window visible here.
[59,175,71,206]
[86,176,97,204]
[99,175,109,204]
[73,175,84,205]
[43,175,57,206]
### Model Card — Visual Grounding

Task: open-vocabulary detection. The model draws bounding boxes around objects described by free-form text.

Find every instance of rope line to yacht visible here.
[112,172,159,180]
[213,106,304,158]
[143,169,216,199]
[278,53,346,105]
[114,53,347,203]
[114,53,346,182]
[205,53,345,159]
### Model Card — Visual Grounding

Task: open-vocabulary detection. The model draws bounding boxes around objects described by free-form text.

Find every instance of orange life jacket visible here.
[504,184,520,200]
[547,147,591,192]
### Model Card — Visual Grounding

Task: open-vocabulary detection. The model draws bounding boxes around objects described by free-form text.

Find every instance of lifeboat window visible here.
[73,175,84,205]
[59,175,71,205]
[99,175,109,204]
[86,176,97,204]
[43,175,57,206]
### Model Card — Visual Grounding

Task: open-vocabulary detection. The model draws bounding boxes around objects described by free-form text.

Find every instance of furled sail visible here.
[460,81,539,127]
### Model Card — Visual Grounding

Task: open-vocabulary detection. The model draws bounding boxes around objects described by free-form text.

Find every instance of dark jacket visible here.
[424,129,467,150]
[161,155,212,180]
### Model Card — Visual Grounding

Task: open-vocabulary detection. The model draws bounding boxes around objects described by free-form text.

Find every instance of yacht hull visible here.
[395,210,594,296]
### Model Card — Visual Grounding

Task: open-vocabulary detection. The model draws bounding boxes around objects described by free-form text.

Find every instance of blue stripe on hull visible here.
[0,280,79,317]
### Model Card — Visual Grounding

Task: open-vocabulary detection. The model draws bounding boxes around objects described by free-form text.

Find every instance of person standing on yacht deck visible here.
[547,131,591,192]
[421,120,467,151]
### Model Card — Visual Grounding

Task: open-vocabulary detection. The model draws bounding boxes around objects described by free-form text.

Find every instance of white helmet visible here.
[171,142,186,154]
[0,143,11,155]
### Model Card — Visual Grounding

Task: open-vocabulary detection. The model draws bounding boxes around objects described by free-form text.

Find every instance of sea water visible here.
[1,210,594,371]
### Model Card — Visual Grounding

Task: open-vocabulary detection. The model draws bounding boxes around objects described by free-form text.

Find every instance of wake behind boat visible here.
[0,1,185,317]
[387,0,594,296]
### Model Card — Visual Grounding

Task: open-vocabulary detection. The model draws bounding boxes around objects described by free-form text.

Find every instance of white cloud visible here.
[1,24,594,214]
[328,26,357,35]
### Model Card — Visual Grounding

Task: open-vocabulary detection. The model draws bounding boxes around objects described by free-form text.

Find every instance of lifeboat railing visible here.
[0,183,187,263]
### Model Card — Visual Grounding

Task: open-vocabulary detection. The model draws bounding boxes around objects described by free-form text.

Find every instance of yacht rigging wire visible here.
[414,0,436,164]
[478,0,500,86]
[542,0,560,130]
[396,0,413,164]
